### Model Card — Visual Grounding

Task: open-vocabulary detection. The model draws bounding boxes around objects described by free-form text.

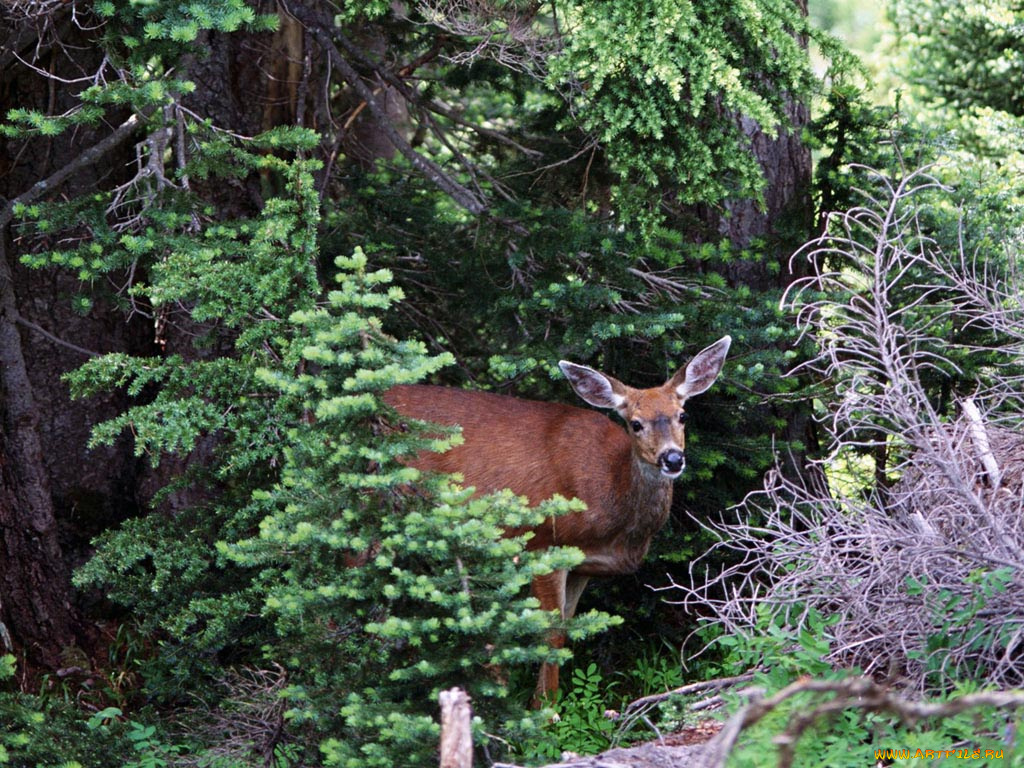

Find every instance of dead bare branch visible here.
[0,111,146,231]
[440,687,473,768]
[671,165,1024,693]
[695,677,1024,768]
[174,664,290,767]
[623,672,756,718]
[488,675,1024,768]
[284,1,487,215]
[610,671,754,746]
[15,316,100,358]
[403,1,558,79]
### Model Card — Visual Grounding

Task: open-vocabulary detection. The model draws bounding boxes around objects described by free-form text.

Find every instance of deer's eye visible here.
[630,420,644,433]
[678,412,689,424]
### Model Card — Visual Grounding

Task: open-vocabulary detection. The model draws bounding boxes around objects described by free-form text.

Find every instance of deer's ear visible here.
[560,361,628,412]
[671,336,731,401]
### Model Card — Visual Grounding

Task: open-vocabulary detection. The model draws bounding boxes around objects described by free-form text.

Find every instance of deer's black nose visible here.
[660,449,685,475]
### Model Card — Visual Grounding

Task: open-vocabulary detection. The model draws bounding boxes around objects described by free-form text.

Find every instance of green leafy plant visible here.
[907,567,1018,689]
[547,0,834,228]
[86,708,184,768]
[0,655,124,768]
[626,646,685,698]
[529,662,618,760]
[709,618,1024,768]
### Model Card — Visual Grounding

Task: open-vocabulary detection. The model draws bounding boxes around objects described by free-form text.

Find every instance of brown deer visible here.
[382,336,731,702]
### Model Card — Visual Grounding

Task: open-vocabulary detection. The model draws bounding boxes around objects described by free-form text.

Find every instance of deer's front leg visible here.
[530,569,568,705]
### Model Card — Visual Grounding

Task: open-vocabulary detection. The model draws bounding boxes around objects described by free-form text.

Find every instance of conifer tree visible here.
[1,0,856,760]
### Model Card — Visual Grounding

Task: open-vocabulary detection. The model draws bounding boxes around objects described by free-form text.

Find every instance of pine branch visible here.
[284,1,488,215]
[0,112,145,230]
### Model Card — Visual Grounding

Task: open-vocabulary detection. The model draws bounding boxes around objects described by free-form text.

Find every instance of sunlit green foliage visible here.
[892,0,1024,118]
[0,655,124,768]
[890,0,1024,161]
[550,0,823,215]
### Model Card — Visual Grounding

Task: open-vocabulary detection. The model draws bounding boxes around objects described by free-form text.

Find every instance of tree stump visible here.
[439,687,473,768]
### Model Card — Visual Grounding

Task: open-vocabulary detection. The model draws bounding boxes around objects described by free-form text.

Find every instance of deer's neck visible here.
[622,453,674,544]
[569,451,675,577]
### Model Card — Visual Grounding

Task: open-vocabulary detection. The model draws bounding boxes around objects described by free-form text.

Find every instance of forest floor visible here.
[500,719,724,768]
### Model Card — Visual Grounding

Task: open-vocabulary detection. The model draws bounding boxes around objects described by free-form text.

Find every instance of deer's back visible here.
[383,384,634,549]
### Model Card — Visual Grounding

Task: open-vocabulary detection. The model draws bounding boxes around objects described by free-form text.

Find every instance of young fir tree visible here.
[2,0,863,758]
[58,140,610,761]
[217,248,612,765]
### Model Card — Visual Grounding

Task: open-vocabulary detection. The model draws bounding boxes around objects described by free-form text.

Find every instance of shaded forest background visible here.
[1,0,1023,765]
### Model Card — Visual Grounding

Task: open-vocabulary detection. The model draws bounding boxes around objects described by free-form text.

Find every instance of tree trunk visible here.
[690,0,814,290]
[0,412,79,668]
[0,234,81,667]
[0,10,146,668]
[705,104,813,290]
[689,0,818,478]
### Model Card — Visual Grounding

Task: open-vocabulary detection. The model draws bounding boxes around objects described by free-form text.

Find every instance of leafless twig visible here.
[284,1,487,215]
[611,671,755,745]
[403,0,558,79]
[623,671,756,718]
[174,664,290,767]
[694,676,1024,768]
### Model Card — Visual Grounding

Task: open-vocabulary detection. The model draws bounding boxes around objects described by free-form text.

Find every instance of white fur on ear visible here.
[559,361,627,410]
[675,335,731,400]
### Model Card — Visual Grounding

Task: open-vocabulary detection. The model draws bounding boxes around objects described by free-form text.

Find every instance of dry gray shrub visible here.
[671,166,1024,693]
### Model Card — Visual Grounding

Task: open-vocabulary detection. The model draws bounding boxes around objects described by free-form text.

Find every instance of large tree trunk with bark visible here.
[687,0,818,479]
[0,404,79,667]
[705,104,814,289]
[703,99,818,472]
[0,218,80,665]
[0,9,148,668]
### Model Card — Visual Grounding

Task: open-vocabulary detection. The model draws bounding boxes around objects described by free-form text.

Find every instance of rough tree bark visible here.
[0,391,78,667]
[0,111,147,668]
[0,0,419,667]
[0,225,79,665]
[691,0,814,289]
[0,10,149,668]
